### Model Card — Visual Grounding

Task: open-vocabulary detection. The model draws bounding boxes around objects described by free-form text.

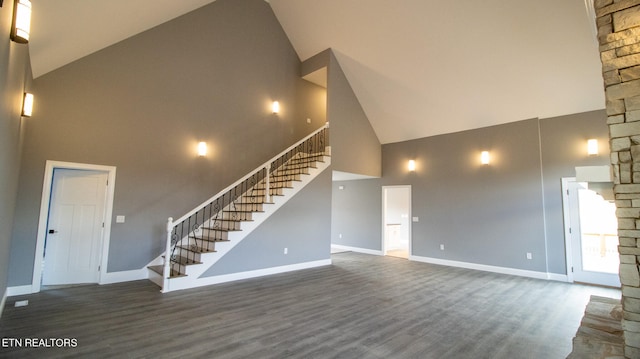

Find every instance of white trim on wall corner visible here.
[0,288,7,319]
[410,255,569,282]
[331,244,383,256]
[99,268,148,285]
[7,285,33,297]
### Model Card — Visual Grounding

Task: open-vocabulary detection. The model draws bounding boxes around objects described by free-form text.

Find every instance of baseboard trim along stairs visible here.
[146,124,330,293]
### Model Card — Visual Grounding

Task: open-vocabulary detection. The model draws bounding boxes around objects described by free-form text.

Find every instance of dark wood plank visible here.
[0,252,620,358]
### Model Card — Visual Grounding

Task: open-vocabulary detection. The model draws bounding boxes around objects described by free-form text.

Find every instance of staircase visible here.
[147,124,330,293]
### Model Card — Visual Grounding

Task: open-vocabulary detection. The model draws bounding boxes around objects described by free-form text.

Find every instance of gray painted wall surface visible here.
[539,110,609,274]
[331,179,382,250]
[300,49,330,78]
[9,0,326,286]
[326,51,381,177]
[0,0,32,296]
[204,168,331,276]
[332,112,609,275]
[384,118,548,271]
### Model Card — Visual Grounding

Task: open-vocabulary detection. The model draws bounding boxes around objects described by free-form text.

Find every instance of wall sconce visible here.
[408,160,416,172]
[587,139,598,156]
[197,142,207,157]
[21,92,33,117]
[11,0,31,44]
[272,101,280,114]
[480,151,490,165]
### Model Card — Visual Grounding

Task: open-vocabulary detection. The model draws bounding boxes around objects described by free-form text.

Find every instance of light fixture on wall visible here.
[587,139,599,156]
[480,151,490,165]
[197,141,207,157]
[408,160,416,172]
[272,101,280,114]
[10,0,31,44]
[21,92,33,117]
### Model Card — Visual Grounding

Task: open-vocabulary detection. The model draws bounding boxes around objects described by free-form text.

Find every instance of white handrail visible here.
[169,122,329,226]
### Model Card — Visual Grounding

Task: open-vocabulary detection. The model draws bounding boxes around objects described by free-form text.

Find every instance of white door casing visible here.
[32,161,116,293]
[42,169,108,285]
[382,186,412,256]
[562,177,620,287]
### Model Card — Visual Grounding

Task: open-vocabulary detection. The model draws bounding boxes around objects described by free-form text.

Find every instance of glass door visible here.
[567,181,620,287]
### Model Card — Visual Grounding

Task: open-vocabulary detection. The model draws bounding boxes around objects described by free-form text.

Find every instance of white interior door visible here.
[383,186,411,258]
[565,179,620,287]
[42,169,108,285]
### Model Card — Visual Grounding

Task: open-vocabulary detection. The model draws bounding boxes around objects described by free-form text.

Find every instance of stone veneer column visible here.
[594,0,640,357]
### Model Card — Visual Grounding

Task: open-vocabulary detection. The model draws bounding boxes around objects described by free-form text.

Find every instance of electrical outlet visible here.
[526,252,532,260]
[440,244,445,250]
[284,248,288,255]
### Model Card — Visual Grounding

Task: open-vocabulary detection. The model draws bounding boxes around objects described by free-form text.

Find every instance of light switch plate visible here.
[116,215,125,223]
[412,217,419,222]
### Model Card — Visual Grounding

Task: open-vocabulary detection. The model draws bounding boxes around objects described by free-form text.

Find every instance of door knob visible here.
[48,229,58,234]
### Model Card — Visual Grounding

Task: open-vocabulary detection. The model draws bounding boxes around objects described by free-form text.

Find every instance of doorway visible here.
[562,177,620,287]
[383,186,411,259]
[32,161,116,293]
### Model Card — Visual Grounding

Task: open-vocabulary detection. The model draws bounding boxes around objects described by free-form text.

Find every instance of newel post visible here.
[162,217,173,293]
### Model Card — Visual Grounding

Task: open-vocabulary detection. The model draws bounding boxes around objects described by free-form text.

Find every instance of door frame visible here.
[562,176,620,287]
[32,160,116,293]
[381,185,412,257]
[561,177,576,283]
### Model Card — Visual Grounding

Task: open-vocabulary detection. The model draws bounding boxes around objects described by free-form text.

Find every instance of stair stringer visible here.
[160,155,331,292]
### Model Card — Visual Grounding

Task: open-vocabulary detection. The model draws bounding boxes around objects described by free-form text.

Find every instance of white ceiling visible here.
[28,0,604,144]
[29,0,217,78]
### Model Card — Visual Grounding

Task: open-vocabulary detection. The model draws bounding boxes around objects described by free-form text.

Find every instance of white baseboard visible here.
[331,244,383,256]
[0,288,7,319]
[410,255,569,282]
[100,268,148,285]
[547,272,569,282]
[166,259,331,292]
[7,285,33,296]
[5,270,148,296]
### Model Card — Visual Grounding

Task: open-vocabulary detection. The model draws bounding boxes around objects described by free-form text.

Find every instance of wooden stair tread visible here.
[173,257,202,265]
[176,245,217,253]
[148,265,187,278]
[191,237,232,243]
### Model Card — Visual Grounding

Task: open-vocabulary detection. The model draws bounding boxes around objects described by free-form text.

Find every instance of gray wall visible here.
[331,179,382,250]
[328,51,381,177]
[384,118,547,271]
[332,111,609,275]
[9,0,326,286]
[0,1,31,297]
[539,110,610,274]
[204,168,332,276]
[301,49,381,177]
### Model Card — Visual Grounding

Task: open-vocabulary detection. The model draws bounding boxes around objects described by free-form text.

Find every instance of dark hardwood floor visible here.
[0,252,620,358]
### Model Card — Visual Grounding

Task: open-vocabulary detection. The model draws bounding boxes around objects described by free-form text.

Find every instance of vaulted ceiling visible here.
[28,0,603,144]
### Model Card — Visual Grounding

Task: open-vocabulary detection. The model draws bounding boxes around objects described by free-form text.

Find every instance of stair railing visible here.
[162,122,329,291]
